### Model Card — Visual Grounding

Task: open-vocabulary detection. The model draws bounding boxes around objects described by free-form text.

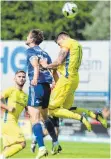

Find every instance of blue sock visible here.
[32,123,44,147]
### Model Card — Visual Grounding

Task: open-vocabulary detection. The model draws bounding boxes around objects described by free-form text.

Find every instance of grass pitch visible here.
[9,140,110,158]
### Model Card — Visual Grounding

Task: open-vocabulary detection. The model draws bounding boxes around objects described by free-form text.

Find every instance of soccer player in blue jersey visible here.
[25,29,60,159]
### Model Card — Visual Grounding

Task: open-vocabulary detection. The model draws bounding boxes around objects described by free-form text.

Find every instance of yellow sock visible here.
[71,107,96,119]
[49,108,81,120]
[3,144,23,158]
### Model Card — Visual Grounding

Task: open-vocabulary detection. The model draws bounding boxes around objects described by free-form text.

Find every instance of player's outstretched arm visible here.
[40,47,69,69]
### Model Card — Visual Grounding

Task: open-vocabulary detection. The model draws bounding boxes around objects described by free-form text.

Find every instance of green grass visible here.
[9,140,110,158]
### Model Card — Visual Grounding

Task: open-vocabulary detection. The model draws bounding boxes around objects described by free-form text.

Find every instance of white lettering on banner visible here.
[0,41,109,101]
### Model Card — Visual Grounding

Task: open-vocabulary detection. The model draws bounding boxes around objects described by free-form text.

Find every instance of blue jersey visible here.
[26,46,53,84]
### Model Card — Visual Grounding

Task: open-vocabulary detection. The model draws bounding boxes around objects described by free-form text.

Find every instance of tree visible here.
[1,1,97,40]
[83,1,110,40]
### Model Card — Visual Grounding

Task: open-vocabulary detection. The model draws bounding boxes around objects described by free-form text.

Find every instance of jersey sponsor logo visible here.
[35,100,41,104]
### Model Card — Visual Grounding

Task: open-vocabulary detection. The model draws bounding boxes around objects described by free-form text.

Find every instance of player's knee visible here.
[30,117,40,125]
[21,141,26,149]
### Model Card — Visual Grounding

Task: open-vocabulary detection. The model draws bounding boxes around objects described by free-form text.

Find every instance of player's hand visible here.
[8,107,15,112]
[31,79,37,86]
[51,81,56,90]
[40,59,48,68]
[102,107,110,119]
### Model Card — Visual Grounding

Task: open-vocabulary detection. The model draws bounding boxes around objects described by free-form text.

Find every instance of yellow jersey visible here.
[57,38,82,78]
[2,87,28,123]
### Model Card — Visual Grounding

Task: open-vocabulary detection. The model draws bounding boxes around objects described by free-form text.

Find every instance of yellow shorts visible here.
[49,74,79,110]
[2,121,25,148]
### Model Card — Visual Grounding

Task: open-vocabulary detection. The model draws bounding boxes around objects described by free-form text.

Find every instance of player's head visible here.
[14,70,26,87]
[55,31,70,46]
[26,29,44,46]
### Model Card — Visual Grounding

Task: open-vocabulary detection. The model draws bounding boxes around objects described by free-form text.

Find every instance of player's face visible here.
[26,32,33,46]
[15,72,26,87]
[56,36,65,47]
[56,38,63,47]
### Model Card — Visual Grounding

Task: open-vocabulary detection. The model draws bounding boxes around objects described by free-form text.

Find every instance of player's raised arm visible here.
[40,47,69,69]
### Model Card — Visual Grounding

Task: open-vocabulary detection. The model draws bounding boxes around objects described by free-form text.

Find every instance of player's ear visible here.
[30,37,34,44]
[14,77,16,82]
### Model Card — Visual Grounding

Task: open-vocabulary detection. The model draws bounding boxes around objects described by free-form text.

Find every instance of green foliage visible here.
[83,1,110,40]
[1,1,109,40]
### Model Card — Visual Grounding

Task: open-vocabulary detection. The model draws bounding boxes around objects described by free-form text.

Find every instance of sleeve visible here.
[61,40,71,49]
[2,88,13,99]
[26,48,38,63]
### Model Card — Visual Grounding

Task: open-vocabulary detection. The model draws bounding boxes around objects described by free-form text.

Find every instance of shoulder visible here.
[1,87,15,98]
[26,48,36,54]
[26,48,38,61]
[72,39,79,45]
[71,39,82,49]
[61,39,73,49]
[5,87,15,92]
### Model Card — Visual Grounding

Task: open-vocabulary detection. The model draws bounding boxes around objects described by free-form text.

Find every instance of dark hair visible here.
[55,31,70,42]
[30,29,44,45]
[15,70,26,75]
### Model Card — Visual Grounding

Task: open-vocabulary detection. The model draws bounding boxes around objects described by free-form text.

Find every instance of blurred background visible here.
[0,0,110,154]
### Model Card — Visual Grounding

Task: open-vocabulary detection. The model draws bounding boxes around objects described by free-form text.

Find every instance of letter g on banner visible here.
[11,46,27,73]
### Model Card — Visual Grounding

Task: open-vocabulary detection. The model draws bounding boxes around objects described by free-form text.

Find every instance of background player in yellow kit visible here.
[0,70,28,159]
[40,31,107,132]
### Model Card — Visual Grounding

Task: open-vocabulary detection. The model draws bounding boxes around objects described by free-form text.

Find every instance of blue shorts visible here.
[28,83,51,109]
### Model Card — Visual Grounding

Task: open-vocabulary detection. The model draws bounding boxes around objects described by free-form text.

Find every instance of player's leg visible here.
[49,77,91,131]
[68,102,107,128]
[40,83,60,155]
[28,106,48,158]
[2,141,26,158]
[49,108,91,131]
[48,116,59,138]
[94,110,108,128]
[70,107,96,118]
[41,108,58,142]
[31,116,62,154]
[48,116,62,154]
[1,122,26,158]
[28,84,48,159]
[65,93,96,119]
[31,120,48,153]
[66,93,107,128]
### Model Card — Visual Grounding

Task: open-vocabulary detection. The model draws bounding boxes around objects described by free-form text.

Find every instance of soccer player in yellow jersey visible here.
[0,70,28,159]
[40,31,107,132]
